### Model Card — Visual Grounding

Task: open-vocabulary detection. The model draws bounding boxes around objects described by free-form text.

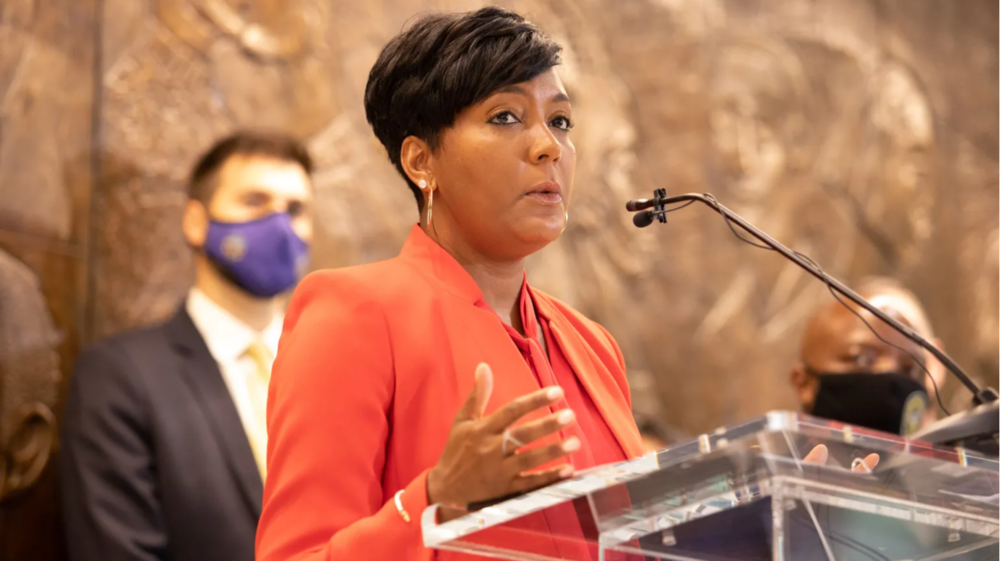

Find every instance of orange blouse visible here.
[256,225,644,561]
[507,278,628,469]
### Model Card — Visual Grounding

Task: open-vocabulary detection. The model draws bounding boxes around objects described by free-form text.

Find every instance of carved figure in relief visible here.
[153,0,336,139]
[700,33,936,343]
[0,250,60,502]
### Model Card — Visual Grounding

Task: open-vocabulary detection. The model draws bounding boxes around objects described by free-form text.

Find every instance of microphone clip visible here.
[630,188,670,228]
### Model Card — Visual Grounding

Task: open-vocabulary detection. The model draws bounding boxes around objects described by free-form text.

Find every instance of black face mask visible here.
[809,371,929,435]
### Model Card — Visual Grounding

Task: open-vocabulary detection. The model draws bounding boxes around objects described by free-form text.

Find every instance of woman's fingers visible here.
[453,363,494,423]
[506,437,580,473]
[483,385,564,433]
[507,464,574,495]
[506,409,575,447]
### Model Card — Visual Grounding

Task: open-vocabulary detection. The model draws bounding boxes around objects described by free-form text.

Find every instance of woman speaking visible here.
[256,7,645,560]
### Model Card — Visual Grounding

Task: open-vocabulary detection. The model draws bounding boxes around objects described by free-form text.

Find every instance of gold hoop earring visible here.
[427,188,434,228]
[418,179,433,229]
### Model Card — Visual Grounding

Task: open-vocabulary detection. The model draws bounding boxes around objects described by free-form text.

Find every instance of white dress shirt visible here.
[186,288,283,461]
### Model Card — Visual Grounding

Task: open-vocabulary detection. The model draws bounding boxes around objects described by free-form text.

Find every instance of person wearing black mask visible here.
[790,297,931,436]
[856,276,949,426]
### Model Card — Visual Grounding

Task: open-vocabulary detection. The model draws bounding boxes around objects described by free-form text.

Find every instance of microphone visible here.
[625,189,999,453]
[626,188,669,227]
[632,211,656,228]
[626,199,656,212]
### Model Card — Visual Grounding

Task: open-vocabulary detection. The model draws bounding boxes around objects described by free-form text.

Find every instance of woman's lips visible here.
[525,191,563,205]
[525,181,563,205]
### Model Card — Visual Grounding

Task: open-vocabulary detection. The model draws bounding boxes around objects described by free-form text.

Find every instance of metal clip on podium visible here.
[423,412,999,560]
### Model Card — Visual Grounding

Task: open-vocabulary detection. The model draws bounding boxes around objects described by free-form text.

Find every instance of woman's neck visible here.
[426,221,526,335]
[463,259,526,333]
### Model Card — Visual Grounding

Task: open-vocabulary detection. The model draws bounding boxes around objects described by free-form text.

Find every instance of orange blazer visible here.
[256,225,644,561]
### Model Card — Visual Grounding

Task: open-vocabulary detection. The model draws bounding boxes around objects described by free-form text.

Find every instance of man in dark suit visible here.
[60,131,314,561]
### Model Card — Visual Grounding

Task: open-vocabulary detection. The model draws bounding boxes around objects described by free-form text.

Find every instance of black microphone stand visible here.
[627,189,998,453]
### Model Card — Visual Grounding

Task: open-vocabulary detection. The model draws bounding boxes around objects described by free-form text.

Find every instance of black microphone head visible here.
[633,210,655,228]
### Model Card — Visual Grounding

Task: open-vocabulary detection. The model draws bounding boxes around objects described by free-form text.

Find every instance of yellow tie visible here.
[245,339,273,481]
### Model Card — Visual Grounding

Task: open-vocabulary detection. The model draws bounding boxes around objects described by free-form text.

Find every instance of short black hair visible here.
[188,131,313,205]
[364,6,562,210]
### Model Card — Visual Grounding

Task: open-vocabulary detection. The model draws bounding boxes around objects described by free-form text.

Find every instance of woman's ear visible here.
[399,136,435,191]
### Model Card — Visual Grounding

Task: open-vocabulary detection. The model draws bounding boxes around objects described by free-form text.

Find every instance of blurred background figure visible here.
[629,370,677,453]
[635,417,670,454]
[790,290,932,436]
[857,276,950,425]
[59,132,314,561]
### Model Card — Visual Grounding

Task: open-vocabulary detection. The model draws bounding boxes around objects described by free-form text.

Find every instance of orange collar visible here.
[399,225,487,305]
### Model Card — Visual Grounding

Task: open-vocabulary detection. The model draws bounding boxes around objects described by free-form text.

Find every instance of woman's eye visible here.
[550,115,574,131]
[488,111,519,125]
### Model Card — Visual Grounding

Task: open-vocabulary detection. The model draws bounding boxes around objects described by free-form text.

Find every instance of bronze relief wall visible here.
[1,0,96,558]
[0,0,996,558]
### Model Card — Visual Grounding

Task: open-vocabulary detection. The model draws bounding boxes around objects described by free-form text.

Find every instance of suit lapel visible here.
[165,309,264,517]
[540,307,645,459]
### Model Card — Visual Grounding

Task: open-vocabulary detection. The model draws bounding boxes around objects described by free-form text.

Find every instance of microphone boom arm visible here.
[629,191,998,406]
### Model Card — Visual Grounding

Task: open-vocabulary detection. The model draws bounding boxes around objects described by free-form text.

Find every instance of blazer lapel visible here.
[541,308,645,459]
[165,308,264,517]
[398,225,638,453]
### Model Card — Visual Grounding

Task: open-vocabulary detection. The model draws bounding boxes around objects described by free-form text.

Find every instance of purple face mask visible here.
[204,212,309,298]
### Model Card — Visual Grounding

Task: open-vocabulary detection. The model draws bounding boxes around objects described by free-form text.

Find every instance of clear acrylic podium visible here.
[422,412,999,560]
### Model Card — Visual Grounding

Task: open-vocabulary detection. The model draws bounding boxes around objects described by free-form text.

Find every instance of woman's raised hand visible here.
[426,363,578,514]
